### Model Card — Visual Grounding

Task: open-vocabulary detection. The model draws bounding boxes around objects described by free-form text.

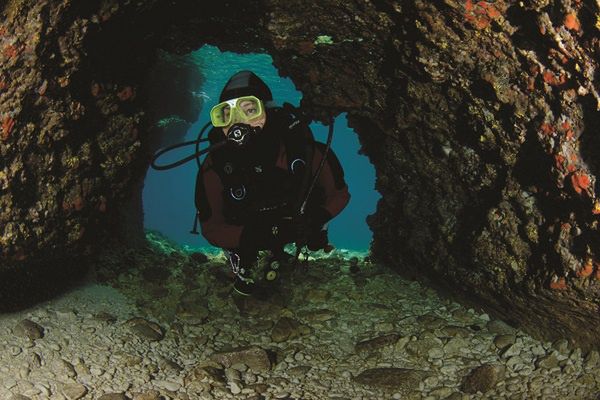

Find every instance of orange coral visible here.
[117,86,134,101]
[3,44,17,58]
[571,172,590,194]
[576,259,594,278]
[2,116,15,140]
[565,129,574,140]
[543,70,567,86]
[554,154,565,171]
[0,26,6,36]
[0,80,6,91]
[564,13,580,31]
[464,1,502,30]
[550,277,567,290]
[540,123,554,136]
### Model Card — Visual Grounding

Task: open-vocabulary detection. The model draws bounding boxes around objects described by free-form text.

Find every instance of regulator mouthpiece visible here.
[227,123,260,146]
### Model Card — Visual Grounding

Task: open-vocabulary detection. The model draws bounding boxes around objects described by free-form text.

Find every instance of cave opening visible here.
[142,45,380,253]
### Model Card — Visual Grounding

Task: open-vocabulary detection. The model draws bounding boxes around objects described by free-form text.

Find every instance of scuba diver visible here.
[199,70,350,296]
[153,70,350,296]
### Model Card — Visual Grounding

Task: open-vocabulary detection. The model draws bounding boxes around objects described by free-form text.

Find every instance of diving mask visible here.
[210,95,264,128]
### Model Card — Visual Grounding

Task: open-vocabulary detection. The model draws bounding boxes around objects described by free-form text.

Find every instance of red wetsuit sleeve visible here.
[311,144,350,219]
[198,156,243,249]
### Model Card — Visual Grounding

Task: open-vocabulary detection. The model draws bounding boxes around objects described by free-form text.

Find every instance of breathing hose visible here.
[150,122,225,171]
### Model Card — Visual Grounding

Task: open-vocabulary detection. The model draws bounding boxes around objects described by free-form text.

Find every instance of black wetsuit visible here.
[195,109,350,265]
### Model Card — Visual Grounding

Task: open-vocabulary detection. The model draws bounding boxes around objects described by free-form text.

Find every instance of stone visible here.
[428,347,444,359]
[211,346,272,372]
[53,359,77,378]
[405,335,443,357]
[551,339,570,354]
[486,320,516,335]
[416,313,446,329]
[394,336,411,351]
[451,309,475,323]
[62,383,88,400]
[234,296,283,317]
[271,317,310,343]
[535,353,559,370]
[493,334,516,350]
[299,309,337,322]
[575,373,595,386]
[126,318,164,341]
[353,368,430,394]
[98,394,128,400]
[288,366,312,377]
[152,380,181,392]
[132,391,161,400]
[444,336,469,355]
[583,350,599,370]
[305,289,330,302]
[445,394,466,400]
[13,320,44,340]
[176,290,210,323]
[229,380,242,394]
[500,343,522,358]
[428,387,453,398]
[158,357,183,373]
[190,252,209,264]
[440,325,471,338]
[93,311,117,323]
[460,364,505,394]
[185,364,225,385]
[355,333,400,354]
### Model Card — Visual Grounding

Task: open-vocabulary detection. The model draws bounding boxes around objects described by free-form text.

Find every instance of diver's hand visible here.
[292,208,330,248]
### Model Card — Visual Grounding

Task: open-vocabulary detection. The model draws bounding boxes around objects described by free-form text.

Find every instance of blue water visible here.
[143,45,380,252]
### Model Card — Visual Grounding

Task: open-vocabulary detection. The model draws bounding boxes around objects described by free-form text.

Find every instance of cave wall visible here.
[1,0,599,349]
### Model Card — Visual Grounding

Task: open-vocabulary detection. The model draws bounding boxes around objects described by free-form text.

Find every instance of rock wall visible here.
[1,0,599,348]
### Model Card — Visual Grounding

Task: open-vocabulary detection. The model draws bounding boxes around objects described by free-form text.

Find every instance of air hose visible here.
[150,122,225,171]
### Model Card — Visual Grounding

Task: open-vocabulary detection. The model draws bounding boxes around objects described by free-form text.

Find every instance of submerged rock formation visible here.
[0,0,599,348]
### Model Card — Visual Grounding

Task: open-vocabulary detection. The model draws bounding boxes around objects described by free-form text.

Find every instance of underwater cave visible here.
[0,0,599,398]
[142,45,380,253]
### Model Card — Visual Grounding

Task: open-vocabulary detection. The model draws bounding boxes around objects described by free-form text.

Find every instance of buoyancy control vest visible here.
[195,105,324,225]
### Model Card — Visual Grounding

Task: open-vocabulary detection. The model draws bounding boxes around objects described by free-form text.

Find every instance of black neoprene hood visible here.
[219,70,273,102]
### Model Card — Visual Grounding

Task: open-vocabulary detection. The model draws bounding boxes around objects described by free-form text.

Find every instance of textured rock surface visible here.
[1,0,599,349]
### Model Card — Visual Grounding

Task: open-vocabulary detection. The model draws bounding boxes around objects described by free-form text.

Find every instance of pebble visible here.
[4,378,17,389]
[61,383,88,400]
[152,380,181,392]
[0,255,595,399]
[229,381,242,394]
[8,345,22,357]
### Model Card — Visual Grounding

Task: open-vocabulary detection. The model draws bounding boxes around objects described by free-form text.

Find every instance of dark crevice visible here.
[505,5,552,57]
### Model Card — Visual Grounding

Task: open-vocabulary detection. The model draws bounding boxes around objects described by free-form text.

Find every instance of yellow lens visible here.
[210,102,232,127]
[210,96,264,127]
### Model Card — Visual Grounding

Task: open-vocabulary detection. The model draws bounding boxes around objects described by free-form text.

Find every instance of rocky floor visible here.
[0,237,599,400]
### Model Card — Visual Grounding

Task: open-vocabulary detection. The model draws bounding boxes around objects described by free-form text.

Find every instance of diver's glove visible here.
[239,219,296,250]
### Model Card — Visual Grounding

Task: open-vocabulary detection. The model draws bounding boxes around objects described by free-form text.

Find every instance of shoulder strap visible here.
[271,104,316,215]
